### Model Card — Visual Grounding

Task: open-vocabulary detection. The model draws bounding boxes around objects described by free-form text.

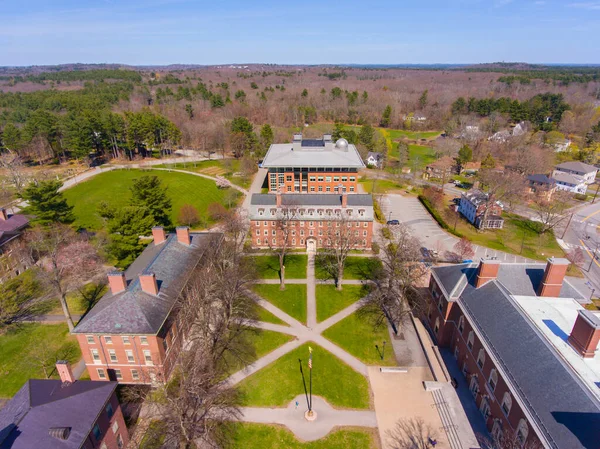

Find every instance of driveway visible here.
[380,194,536,263]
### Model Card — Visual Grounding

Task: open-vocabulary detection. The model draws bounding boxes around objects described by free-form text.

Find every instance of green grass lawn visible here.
[359,178,404,194]
[230,423,378,449]
[0,323,81,398]
[249,254,308,279]
[316,285,367,322]
[315,256,381,281]
[238,342,371,409]
[154,158,253,189]
[32,283,107,317]
[255,304,288,325]
[323,310,396,366]
[386,129,441,141]
[223,328,294,375]
[252,284,307,324]
[63,169,239,230]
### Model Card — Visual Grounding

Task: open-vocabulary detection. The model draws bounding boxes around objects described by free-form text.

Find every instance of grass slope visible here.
[231,423,378,449]
[315,256,381,281]
[323,311,396,366]
[252,284,307,324]
[0,323,81,398]
[250,255,308,279]
[63,169,237,230]
[316,284,367,322]
[224,329,294,375]
[255,304,287,326]
[238,342,370,409]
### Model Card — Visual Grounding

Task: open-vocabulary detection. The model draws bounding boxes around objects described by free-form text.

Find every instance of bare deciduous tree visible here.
[387,417,439,449]
[532,190,571,234]
[178,204,200,227]
[21,225,102,331]
[268,203,298,290]
[0,153,27,194]
[361,225,429,334]
[317,214,362,290]
[453,237,475,260]
[477,169,526,226]
[478,429,544,449]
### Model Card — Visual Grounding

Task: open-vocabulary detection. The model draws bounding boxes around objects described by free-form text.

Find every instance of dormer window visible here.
[358,209,365,216]
[346,210,353,216]
[258,209,265,216]
[318,209,323,216]
[270,208,276,215]
[309,209,314,216]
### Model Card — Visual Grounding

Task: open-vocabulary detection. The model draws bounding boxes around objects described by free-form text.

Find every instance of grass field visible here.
[250,254,308,279]
[315,256,381,281]
[63,169,239,230]
[223,328,293,375]
[255,304,288,325]
[0,323,81,398]
[230,423,378,449]
[238,342,371,409]
[359,178,405,194]
[316,285,367,322]
[33,283,107,317]
[386,129,441,141]
[323,310,396,366]
[252,284,307,324]
[154,158,253,189]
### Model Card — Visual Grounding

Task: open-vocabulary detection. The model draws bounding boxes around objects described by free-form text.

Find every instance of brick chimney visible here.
[56,360,75,384]
[176,226,190,245]
[0,208,7,221]
[152,226,166,245]
[537,258,570,297]
[276,187,283,207]
[475,259,501,288]
[108,271,127,295]
[341,191,348,208]
[139,271,158,295]
[568,309,600,358]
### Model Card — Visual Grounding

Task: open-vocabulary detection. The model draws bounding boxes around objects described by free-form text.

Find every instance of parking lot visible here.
[380,194,536,263]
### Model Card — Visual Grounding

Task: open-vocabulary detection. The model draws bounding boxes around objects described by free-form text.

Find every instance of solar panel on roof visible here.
[301,139,325,147]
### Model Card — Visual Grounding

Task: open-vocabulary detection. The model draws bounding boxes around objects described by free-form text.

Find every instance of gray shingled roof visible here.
[527,174,555,185]
[552,171,584,186]
[555,161,598,175]
[0,379,117,449]
[0,214,29,233]
[73,232,218,335]
[430,262,585,302]
[460,280,600,449]
[250,193,373,207]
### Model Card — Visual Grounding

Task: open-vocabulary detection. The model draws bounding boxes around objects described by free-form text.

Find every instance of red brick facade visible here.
[267,170,359,194]
[82,392,129,449]
[77,317,184,384]
[250,219,373,250]
[425,277,541,447]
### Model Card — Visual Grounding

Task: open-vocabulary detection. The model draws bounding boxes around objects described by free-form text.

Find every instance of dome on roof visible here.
[335,138,348,151]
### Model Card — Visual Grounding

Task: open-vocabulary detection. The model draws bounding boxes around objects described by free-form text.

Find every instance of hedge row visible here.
[418,195,464,238]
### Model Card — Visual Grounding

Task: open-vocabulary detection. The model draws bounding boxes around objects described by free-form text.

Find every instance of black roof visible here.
[527,174,556,185]
[301,139,325,147]
[250,194,373,207]
[0,380,117,449]
[73,232,219,335]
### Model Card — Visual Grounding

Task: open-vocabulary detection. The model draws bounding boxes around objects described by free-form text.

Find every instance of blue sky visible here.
[0,0,598,66]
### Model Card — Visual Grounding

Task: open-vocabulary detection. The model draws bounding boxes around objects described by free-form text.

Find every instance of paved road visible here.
[558,200,600,294]
[381,194,536,264]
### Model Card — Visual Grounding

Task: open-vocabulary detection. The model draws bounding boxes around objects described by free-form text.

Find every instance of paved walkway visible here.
[240,395,377,441]
[225,254,372,438]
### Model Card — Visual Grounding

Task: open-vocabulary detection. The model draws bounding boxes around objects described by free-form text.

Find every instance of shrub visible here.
[371,242,380,254]
[418,195,463,238]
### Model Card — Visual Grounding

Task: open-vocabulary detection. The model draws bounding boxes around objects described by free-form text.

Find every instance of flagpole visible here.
[308,346,313,415]
[298,359,310,411]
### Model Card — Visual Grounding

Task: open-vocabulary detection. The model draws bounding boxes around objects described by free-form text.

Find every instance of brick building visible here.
[261,133,365,194]
[249,191,374,251]
[73,227,219,384]
[0,208,30,282]
[0,361,129,449]
[457,189,504,229]
[424,258,600,448]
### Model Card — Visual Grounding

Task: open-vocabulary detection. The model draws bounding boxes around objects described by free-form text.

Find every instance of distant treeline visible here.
[0,69,142,84]
[463,64,600,85]
[451,93,570,131]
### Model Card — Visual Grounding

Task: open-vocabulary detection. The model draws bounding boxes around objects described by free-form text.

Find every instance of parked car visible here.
[387,219,400,225]
[420,247,431,258]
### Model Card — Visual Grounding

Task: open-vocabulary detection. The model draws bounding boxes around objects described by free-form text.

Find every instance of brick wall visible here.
[268,171,358,193]
[76,319,182,384]
[250,219,373,250]
[424,277,542,447]
[82,391,129,449]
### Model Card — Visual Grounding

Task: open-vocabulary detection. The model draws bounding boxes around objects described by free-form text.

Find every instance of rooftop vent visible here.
[48,427,71,440]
